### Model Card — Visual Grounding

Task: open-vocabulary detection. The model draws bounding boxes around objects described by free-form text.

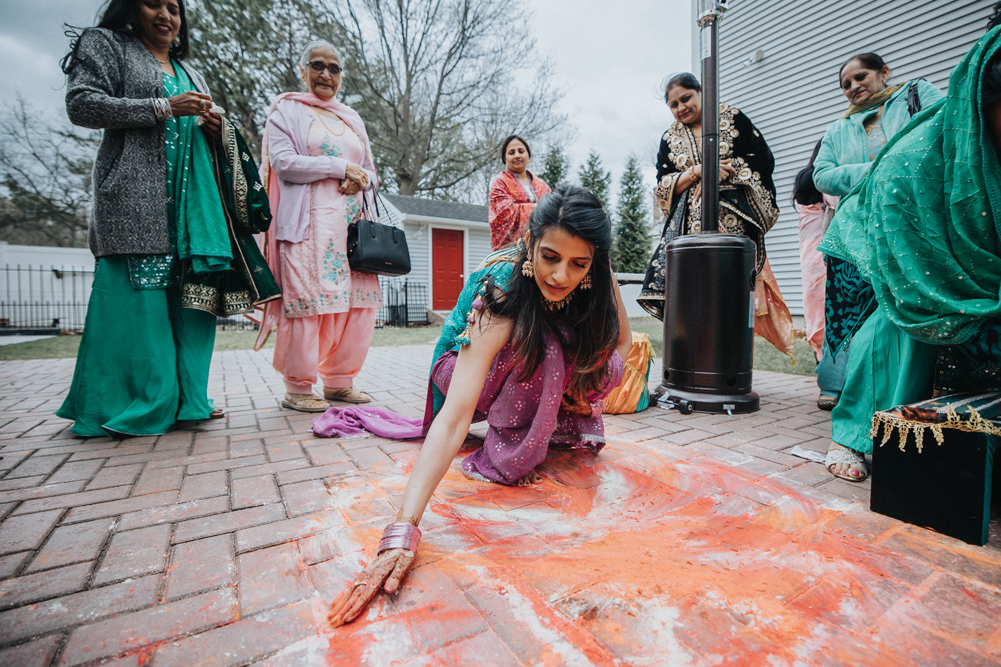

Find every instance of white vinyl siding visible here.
[402,221,429,290]
[696,0,995,315]
[467,228,493,277]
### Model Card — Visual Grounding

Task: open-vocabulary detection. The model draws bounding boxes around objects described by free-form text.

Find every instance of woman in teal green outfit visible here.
[812,54,944,422]
[818,23,1001,480]
[58,0,278,436]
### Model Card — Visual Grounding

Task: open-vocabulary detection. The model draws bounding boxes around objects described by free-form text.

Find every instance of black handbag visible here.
[346,193,411,276]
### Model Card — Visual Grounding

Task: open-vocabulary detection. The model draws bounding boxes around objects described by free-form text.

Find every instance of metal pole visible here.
[697,0,728,233]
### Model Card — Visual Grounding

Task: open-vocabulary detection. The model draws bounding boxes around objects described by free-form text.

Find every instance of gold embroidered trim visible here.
[181,282,220,314]
[870,404,1001,453]
[223,290,254,316]
[655,172,682,219]
[729,156,779,234]
[222,118,250,229]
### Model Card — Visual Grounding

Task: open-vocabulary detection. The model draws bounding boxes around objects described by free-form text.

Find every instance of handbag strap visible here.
[361,190,399,229]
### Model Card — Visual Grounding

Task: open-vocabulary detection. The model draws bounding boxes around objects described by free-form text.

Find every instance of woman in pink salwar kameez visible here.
[793,142,836,359]
[255,40,381,412]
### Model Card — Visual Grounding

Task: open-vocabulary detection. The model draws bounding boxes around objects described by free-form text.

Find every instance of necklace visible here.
[311,106,346,136]
[541,292,573,311]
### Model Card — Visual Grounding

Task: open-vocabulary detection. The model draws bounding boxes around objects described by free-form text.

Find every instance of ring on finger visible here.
[352,581,368,588]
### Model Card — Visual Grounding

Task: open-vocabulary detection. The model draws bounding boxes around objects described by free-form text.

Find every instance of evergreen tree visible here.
[612,156,651,273]
[538,145,570,188]
[577,151,611,210]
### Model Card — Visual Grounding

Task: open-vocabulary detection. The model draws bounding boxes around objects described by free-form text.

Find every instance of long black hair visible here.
[984,51,1001,109]
[989,2,1001,31]
[61,0,190,74]
[482,184,619,403]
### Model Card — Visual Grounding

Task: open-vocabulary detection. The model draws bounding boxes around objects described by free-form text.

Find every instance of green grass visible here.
[0,335,84,361]
[0,319,816,376]
[0,323,445,361]
[629,316,817,377]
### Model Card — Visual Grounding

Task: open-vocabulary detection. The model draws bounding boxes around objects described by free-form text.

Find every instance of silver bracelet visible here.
[378,522,421,554]
[153,97,173,121]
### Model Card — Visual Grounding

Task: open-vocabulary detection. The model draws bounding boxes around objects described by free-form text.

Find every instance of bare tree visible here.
[0,99,97,248]
[186,0,336,156]
[324,0,567,200]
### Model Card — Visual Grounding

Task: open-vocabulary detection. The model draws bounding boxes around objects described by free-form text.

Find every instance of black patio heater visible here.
[656,0,759,415]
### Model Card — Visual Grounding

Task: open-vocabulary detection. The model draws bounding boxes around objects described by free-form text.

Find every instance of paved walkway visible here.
[0,344,998,666]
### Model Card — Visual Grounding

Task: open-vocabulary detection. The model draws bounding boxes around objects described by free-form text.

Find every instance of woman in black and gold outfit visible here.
[638,72,793,355]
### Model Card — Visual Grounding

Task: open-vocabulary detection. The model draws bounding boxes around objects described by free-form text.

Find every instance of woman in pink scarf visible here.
[488,135,551,250]
[255,40,381,412]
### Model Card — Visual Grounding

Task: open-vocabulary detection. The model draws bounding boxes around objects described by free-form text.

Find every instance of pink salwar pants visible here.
[272,308,376,394]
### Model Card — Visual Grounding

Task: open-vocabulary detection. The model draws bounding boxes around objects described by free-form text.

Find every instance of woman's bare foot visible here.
[515,469,543,486]
[825,442,868,482]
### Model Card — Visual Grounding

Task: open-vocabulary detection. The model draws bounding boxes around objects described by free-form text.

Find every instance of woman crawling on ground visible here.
[327,184,631,626]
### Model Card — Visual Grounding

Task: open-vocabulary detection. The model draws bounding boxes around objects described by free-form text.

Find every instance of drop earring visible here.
[522,258,534,278]
[580,273,592,290]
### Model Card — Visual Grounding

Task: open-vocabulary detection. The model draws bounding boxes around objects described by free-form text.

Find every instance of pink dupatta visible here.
[252,92,377,351]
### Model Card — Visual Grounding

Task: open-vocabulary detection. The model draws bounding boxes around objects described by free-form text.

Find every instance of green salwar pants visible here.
[57,256,216,437]
[830,309,937,455]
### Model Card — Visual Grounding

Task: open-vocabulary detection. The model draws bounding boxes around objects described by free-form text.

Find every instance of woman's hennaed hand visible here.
[169,92,214,117]
[328,547,415,628]
[200,112,222,141]
[344,163,369,189]
[339,178,362,195]
[718,158,737,182]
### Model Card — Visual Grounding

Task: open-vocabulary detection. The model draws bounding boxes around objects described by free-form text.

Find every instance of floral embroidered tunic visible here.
[278,115,381,317]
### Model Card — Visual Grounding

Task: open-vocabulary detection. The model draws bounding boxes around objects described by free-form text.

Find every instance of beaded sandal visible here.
[825,445,868,482]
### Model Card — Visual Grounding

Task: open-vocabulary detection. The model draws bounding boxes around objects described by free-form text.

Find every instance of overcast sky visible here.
[0,0,693,206]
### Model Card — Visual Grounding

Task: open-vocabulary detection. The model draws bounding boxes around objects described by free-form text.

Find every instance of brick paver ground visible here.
[0,343,998,666]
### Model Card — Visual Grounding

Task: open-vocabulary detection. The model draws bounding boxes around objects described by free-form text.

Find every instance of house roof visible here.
[381,194,488,224]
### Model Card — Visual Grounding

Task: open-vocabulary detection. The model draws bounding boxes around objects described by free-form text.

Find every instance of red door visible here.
[432,228,464,309]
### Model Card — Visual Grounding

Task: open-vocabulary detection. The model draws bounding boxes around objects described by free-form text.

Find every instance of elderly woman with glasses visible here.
[255,40,381,412]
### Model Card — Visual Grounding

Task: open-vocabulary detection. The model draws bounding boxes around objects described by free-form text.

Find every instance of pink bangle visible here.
[378,523,422,554]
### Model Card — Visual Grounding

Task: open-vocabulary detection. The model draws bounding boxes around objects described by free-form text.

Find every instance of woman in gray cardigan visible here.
[57,0,230,436]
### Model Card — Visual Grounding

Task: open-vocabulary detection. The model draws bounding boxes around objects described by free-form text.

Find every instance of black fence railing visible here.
[0,265,94,332]
[376,277,430,328]
[0,265,433,333]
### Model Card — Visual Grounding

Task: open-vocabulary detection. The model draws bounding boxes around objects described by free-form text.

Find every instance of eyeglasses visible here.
[307,61,343,76]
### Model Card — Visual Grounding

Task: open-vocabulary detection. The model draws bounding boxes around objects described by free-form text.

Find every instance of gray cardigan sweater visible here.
[66,28,211,257]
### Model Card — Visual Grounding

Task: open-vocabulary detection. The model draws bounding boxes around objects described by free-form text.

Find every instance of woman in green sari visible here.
[818,24,1001,481]
[58,0,277,436]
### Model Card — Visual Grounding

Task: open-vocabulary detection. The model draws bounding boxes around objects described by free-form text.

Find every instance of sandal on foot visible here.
[825,446,868,482]
[209,408,226,420]
[281,393,331,413]
[817,394,839,411]
[323,387,371,404]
